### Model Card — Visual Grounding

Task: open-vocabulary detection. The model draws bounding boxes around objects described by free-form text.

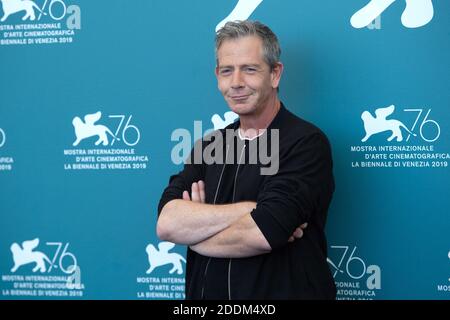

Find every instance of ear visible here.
[270,62,284,89]
[215,65,220,77]
[215,65,221,89]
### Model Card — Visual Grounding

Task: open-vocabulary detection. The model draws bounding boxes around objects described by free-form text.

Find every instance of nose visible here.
[231,70,244,89]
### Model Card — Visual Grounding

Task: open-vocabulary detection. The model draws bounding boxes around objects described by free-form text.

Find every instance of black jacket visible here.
[158,104,336,299]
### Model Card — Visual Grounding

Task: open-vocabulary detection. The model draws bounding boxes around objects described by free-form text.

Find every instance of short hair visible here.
[215,20,281,70]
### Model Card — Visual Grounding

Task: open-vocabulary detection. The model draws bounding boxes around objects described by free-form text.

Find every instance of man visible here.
[157,20,336,299]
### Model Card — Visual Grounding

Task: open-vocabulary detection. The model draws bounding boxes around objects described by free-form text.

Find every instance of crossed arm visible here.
[157,181,306,258]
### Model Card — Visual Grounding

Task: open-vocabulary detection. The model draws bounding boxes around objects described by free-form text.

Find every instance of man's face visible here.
[215,36,282,116]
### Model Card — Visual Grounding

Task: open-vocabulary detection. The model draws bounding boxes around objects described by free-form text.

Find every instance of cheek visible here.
[246,75,267,90]
[217,79,229,93]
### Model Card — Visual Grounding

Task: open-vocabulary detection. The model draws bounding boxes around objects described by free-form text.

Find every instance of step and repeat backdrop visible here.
[0,0,449,300]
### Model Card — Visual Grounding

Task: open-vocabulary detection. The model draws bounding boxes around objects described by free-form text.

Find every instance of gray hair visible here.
[215,20,281,70]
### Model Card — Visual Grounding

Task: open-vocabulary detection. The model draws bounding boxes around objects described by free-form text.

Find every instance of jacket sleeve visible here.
[250,132,334,250]
[157,141,205,216]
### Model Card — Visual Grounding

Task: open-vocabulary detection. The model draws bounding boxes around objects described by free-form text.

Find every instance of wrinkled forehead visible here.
[216,36,265,65]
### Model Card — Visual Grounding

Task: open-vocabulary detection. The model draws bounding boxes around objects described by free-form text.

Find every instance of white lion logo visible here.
[351,0,434,29]
[10,238,51,273]
[448,251,450,282]
[72,111,120,146]
[216,0,263,32]
[361,105,416,142]
[145,242,186,275]
[211,111,239,130]
[0,0,46,22]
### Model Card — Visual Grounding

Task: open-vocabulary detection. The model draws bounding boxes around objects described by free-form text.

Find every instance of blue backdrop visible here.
[1,0,449,299]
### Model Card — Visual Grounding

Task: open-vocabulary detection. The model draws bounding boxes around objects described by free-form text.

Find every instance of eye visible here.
[244,67,257,73]
[219,68,232,76]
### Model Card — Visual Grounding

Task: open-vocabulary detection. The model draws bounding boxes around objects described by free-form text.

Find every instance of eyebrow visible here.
[218,64,262,69]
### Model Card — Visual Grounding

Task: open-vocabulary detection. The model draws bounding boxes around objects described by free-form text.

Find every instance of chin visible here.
[229,102,257,116]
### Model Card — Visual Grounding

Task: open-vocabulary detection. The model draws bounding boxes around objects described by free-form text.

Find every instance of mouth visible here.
[230,94,250,101]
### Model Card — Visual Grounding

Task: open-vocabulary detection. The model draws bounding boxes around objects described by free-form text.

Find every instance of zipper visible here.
[213,144,229,204]
[228,259,232,300]
[231,144,245,203]
[228,144,246,300]
[200,257,211,299]
[200,145,230,299]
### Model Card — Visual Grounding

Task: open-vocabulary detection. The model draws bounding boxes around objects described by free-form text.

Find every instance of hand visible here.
[288,223,308,242]
[183,180,206,203]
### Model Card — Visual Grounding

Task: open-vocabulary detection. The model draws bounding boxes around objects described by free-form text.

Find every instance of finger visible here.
[198,180,206,203]
[293,227,303,238]
[288,236,294,242]
[191,182,200,202]
[300,222,308,229]
[182,190,191,201]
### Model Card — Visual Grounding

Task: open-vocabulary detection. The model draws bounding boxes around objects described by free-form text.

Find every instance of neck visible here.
[239,96,280,137]
[239,96,281,139]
